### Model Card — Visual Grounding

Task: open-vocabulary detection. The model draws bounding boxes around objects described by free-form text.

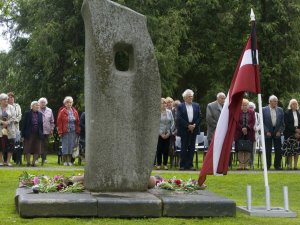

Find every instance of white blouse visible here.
[293,111,298,127]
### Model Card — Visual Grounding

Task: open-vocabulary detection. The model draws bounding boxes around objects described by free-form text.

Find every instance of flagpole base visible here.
[237,206,297,217]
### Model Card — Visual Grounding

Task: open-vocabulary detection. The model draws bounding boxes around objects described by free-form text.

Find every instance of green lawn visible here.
[0,155,299,225]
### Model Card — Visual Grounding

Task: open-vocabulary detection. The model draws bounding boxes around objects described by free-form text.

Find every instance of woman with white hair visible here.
[234,99,255,170]
[22,101,44,167]
[57,96,80,166]
[0,93,17,166]
[282,99,300,170]
[38,97,55,165]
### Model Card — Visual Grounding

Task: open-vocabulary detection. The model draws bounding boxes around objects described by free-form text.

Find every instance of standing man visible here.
[206,92,226,144]
[38,97,55,165]
[176,89,201,170]
[262,95,284,170]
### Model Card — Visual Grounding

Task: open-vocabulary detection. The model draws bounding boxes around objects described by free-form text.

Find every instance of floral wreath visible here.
[19,171,84,193]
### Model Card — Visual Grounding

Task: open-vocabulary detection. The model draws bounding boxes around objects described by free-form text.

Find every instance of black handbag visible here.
[236,138,253,153]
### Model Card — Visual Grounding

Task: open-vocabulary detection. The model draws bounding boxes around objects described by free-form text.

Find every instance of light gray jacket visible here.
[159,109,174,136]
[206,101,222,142]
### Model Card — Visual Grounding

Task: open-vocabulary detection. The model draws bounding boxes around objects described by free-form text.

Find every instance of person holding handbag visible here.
[234,99,255,170]
[0,93,17,166]
[57,96,80,166]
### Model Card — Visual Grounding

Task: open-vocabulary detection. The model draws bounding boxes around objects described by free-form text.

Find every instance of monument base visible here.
[237,206,297,217]
[15,188,236,218]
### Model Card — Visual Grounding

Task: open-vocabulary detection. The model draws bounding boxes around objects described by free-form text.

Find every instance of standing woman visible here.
[57,96,80,166]
[282,99,300,170]
[38,97,55,165]
[0,93,16,166]
[234,99,255,170]
[22,101,44,167]
[156,98,174,170]
[7,92,22,142]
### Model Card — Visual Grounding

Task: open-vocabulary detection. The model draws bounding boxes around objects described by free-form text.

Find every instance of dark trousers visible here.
[265,136,282,169]
[41,135,49,161]
[156,136,170,166]
[180,133,197,169]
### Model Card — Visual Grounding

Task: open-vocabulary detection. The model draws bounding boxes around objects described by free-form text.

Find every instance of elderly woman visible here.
[165,97,174,111]
[7,92,22,142]
[22,101,44,167]
[282,99,300,170]
[156,98,174,170]
[234,99,255,170]
[57,96,80,166]
[38,97,55,165]
[0,93,17,166]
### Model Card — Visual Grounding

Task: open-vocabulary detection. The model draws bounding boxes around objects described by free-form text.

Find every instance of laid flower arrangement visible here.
[19,171,84,193]
[155,176,206,192]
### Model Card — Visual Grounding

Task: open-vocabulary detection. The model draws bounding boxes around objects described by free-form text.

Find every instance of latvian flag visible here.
[198,15,261,186]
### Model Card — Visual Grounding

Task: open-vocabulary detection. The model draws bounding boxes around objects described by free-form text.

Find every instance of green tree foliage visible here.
[1,0,84,114]
[0,0,300,116]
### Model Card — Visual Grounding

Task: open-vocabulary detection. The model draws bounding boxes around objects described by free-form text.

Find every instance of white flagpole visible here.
[258,94,271,210]
[251,8,271,211]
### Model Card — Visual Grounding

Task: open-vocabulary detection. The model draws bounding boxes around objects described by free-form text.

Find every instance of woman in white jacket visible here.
[0,93,16,166]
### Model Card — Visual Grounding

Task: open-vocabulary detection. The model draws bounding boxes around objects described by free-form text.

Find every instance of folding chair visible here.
[194,132,204,169]
[174,136,181,167]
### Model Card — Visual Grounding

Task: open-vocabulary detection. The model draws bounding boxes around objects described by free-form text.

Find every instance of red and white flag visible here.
[198,20,261,185]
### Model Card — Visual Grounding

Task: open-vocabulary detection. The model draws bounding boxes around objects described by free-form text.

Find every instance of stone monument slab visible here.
[16,188,236,218]
[94,192,162,217]
[149,189,236,217]
[82,0,161,192]
[16,188,97,218]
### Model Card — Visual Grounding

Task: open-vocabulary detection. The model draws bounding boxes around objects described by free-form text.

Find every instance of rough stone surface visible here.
[16,188,98,218]
[82,0,161,192]
[16,188,237,218]
[94,192,162,217]
[149,189,236,217]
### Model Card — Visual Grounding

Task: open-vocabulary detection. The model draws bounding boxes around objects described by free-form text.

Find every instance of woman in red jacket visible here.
[57,96,80,166]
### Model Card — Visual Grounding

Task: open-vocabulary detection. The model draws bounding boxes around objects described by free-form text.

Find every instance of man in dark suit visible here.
[262,95,284,170]
[206,92,226,144]
[176,89,201,170]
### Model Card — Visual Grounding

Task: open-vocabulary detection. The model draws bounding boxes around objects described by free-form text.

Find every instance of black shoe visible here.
[179,167,185,171]
[294,168,298,170]
[275,167,283,170]
[26,163,30,167]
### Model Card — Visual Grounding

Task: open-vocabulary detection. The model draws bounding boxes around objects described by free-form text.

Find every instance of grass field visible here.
[0,154,299,225]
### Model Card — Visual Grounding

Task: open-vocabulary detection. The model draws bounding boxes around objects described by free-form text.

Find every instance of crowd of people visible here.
[0,93,83,167]
[157,89,201,171]
[157,89,300,171]
[1,89,299,171]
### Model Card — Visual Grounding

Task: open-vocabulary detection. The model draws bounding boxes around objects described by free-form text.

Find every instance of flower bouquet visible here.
[19,171,84,193]
[156,176,206,192]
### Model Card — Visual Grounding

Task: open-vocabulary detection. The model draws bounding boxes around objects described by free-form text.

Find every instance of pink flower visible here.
[53,175,59,181]
[33,176,39,185]
[56,183,64,191]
